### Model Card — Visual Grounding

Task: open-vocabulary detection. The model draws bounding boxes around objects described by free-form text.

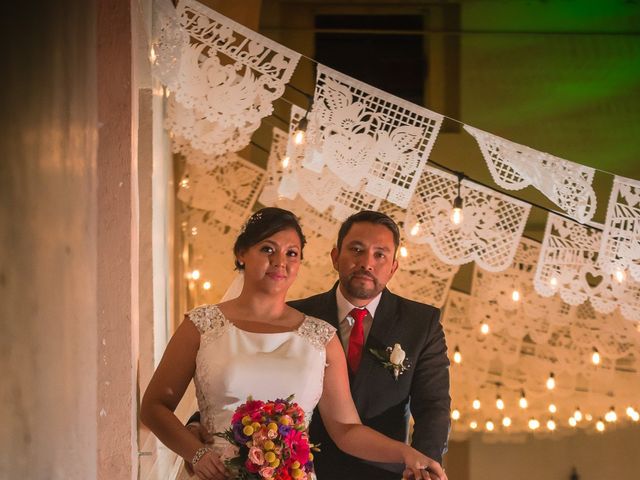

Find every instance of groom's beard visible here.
[344,271,382,299]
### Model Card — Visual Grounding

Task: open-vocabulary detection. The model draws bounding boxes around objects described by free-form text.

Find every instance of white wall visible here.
[0,1,98,478]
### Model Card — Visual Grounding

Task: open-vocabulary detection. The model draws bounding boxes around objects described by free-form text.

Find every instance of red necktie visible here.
[347,307,368,373]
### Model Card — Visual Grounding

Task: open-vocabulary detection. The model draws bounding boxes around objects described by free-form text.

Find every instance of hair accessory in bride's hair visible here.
[240,211,263,234]
[233,208,306,270]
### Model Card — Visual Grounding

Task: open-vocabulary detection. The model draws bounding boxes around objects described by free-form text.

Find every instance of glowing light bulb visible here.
[203,281,212,290]
[485,420,495,431]
[568,417,577,427]
[613,268,626,283]
[410,223,420,236]
[549,404,557,414]
[626,406,635,417]
[451,409,460,420]
[293,115,309,145]
[149,46,157,64]
[632,411,640,422]
[546,372,556,390]
[502,417,512,427]
[592,348,601,365]
[450,178,464,227]
[574,408,583,422]
[547,419,556,431]
[511,289,521,302]
[450,206,464,226]
[596,419,605,432]
[519,391,528,409]
[528,418,540,430]
[293,129,305,145]
[472,399,481,410]
[191,269,201,280]
[453,346,462,364]
[585,414,593,422]
[470,421,478,430]
[549,275,559,288]
[496,396,505,410]
[281,156,290,168]
[179,177,190,188]
[191,226,198,236]
[399,246,408,258]
[480,322,490,335]
[605,407,617,423]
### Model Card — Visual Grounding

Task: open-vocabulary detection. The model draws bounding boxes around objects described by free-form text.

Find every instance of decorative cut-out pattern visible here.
[471,239,575,348]
[166,97,254,159]
[380,202,458,308]
[534,214,640,321]
[177,155,265,229]
[170,134,238,170]
[180,205,240,302]
[151,0,189,91]
[388,251,458,308]
[308,65,443,208]
[331,179,382,221]
[259,127,289,207]
[176,0,300,128]
[443,291,640,435]
[464,125,597,223]
[276,197,340,243]
[279,105,381,221]
[278,106,316,201]
[599,175,640,281]
[405,166,531,272]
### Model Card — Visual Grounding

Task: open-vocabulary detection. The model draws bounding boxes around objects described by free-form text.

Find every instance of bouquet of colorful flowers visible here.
[214,395,317,480]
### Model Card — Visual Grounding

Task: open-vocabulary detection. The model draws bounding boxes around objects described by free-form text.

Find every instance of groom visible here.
[289,210,450,480]
[187,210,451,479]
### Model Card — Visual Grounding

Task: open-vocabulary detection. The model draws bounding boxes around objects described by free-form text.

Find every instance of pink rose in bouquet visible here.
[215,395,317,480]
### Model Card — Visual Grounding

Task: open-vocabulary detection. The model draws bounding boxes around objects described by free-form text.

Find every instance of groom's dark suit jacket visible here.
[289,283,451,480]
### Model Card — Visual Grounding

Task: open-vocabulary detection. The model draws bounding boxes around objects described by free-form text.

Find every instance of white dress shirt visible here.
[335,287,383,353]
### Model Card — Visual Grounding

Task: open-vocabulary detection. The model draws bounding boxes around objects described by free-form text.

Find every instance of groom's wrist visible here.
[185,422,202,440]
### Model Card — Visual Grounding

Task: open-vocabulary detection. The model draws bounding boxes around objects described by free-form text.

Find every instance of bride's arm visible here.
[140,319,225,478]
[317,336,447,480]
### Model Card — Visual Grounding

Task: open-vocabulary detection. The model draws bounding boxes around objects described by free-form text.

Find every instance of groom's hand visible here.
[186,421,206,442]
[402,463,448,480]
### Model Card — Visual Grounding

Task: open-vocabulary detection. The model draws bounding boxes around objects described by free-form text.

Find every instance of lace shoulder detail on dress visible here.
[297,316,336,351]
[186,304,228,335]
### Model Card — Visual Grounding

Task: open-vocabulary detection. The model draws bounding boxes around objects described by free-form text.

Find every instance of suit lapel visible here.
[351,289,399,401]
[323,283,342,338]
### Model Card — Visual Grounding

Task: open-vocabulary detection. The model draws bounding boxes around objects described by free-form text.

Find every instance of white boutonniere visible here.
[369,343,411,380]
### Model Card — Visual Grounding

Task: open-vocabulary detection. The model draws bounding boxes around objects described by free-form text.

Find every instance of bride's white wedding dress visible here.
[176,304,336,479]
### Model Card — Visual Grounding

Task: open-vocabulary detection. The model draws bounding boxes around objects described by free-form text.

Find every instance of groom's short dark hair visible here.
[336,211,400,253]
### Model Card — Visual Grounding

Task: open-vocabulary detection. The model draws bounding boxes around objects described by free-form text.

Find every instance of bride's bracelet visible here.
[191,446,212,465]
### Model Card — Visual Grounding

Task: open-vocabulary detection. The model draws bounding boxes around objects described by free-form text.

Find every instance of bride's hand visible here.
[192,450,228,480]
[401,446,447,480]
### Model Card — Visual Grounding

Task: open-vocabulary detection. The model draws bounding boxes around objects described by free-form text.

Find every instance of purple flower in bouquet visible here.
[214,395,318,480]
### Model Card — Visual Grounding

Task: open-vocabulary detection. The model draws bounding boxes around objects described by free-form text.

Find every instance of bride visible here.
[141,208,446,480]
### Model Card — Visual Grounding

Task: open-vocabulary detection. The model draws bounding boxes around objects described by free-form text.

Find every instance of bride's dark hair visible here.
[233,207,306,270]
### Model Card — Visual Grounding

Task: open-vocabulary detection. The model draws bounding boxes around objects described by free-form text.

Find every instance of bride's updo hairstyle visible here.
[233,207,307,270]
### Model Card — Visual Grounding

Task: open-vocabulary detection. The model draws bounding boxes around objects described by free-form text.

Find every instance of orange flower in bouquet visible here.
[214,395,318,480]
